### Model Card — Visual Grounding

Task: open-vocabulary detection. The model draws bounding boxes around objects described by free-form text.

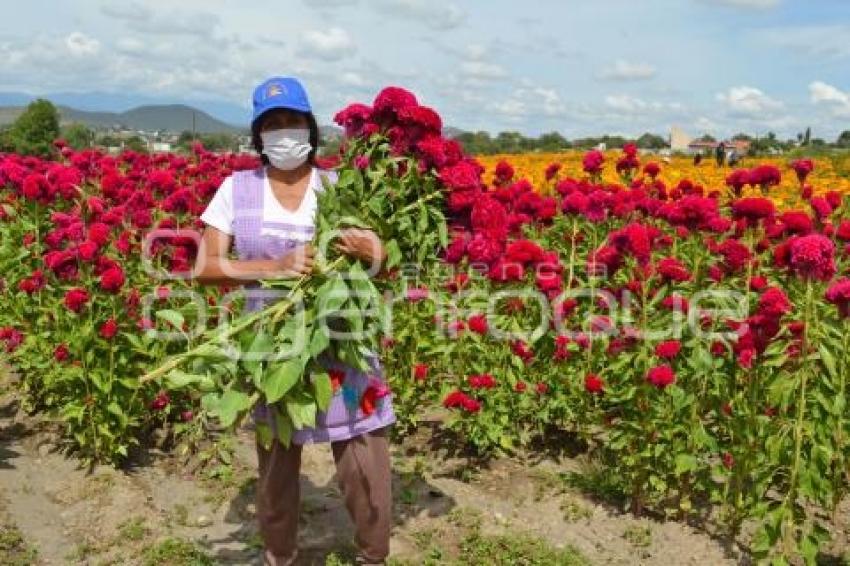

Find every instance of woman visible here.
[194,76,395,566]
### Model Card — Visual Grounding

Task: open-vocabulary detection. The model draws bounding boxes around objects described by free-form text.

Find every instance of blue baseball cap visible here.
[251,77,312,124]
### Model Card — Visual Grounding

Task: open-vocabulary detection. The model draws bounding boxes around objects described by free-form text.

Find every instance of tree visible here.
[696,134,716,143]
[732,133,753,142]
[8,98,60,157]
[538,131,568,151]
[635,132,667,150]
[803,127,811,146]
[836,130,850,148]
[62,123,95,150]
[124,135,148,153]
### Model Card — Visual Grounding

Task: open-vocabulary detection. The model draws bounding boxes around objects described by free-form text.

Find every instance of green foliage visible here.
[7,99,60,158]
[61,122,95,150]
[141,538,214,566]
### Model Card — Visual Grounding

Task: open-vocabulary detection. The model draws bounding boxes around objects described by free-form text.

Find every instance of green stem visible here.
[139,256,345,384]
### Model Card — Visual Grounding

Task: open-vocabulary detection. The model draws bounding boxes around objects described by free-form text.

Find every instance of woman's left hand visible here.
[336,228,387,265]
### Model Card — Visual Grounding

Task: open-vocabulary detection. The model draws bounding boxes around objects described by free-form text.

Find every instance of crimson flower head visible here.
[732,197,775,225]
[646,364,676,389]
[657,257,691,282]
[545,162,562,181]
[758,287,792,319]
[584,373,604,394]
[99,266,125,293]
[826,278,850,318]
[99,319,119,339]
[654,340,682,359]
[582,150,605,175]
[443,390,481,413]
[64,288,90,313]
[788,234,836,281]
[150,391,170,411]
[413,363,429,381]
[643,162,661,179]
[790,159,814,184]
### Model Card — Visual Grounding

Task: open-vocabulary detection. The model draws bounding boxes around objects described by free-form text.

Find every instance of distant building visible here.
[149,142,172,153]
[670,126,693,152]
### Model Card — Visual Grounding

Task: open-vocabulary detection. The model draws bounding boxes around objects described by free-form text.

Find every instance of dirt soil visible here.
[2,370,845,565]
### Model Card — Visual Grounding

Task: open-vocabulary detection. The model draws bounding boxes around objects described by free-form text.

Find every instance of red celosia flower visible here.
[413,363,428,381]
[654,340,682,359]
[790,159,814,184]
[99,318,119,339]
[468,373,497,389]
[585,373,604,394]
[54,343,70,362]
[758,287,792,318]
[657,257,691,282]
[717,239,752,272]
[443,390,481,412]
[64,288,90,313]
[514,381,527,393]
[468,313,488,335]
[732,197,775,224]
[788,234,836,280]
[643,162,661,178]
[150,390,170,411]
[494,160,514,185]
[582,150,605,175]
[511,339,534,363]
[544,162,561,181]
[780,211,813,235]
[722,452,734,470]
[100,266,125,293]
[536,382,549,394]
[826,278,850,317]
[646,364,676,388]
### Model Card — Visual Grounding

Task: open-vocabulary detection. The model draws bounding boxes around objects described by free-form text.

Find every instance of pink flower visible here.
[354,155,370,170]
[405,287,430,302]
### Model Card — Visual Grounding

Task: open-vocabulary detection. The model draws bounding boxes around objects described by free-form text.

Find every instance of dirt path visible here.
[0,373,747,565]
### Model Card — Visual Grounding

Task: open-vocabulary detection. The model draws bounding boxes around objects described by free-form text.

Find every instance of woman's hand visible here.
[336,228,387,265]
[278,243,315,277]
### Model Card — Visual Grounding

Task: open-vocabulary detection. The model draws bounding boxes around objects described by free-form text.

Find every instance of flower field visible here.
[1,87,850,562]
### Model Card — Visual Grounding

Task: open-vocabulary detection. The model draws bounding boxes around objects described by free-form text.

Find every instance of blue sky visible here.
[1,0,849,139]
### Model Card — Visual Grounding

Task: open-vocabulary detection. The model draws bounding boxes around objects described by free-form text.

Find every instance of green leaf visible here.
[674,454,698,475]
[155,309,184,329]
[818,343,838,380]
[255,421,273,451]
[273,406,293,448]
[286,389,317,430]
[384,239,402,269]
[165,370,206,389]
[263,358,304,403]
[309,327,330,357]
[311,371,332,411]
[207,389,253,428]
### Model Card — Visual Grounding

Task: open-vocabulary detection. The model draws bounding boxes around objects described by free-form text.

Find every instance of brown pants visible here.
[255,427,393,565]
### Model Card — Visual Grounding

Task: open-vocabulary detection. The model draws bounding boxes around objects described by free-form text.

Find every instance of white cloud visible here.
[339,71,368,87]
[597,60,656,81]
[716,86,783,117]
[66,32,100,57]
[374,0,465,30]
[460,61,508,81]
[604,94,681,114]
[809,81,850,117]
[298,28,356,61]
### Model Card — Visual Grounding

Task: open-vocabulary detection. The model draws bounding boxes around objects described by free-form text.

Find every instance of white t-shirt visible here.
[199,166,323,238]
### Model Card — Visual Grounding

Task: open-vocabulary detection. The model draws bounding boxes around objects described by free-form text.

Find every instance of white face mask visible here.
[260,128,312,170]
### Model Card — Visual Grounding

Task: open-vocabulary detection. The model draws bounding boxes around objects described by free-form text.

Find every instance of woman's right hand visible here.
[278,244,315,277]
